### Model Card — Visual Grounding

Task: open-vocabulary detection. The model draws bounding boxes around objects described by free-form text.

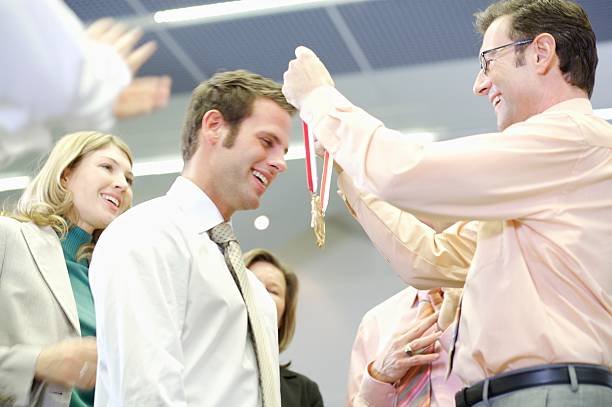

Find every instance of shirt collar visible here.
[542,97,593,115]
[166,176,225,233]
[280,365,298,379]
[416,289,430,303]
[401,286,418,308]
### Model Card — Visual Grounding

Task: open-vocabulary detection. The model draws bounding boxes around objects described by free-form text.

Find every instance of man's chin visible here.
[243,196,261,211]
[497,111,526,132]
[497,116,511,132]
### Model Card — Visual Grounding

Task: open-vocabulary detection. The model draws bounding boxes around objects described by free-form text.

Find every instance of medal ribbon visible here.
[302,121,333,214]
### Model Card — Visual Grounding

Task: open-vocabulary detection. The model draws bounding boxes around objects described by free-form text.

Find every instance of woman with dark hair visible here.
[244,249,324,407]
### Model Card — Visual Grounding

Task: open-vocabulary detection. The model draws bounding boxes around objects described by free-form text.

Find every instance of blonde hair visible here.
[12,131,133,258]
[243,248,298,353]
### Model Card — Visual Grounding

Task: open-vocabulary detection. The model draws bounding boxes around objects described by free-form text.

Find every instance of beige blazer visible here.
[0,217,80,407]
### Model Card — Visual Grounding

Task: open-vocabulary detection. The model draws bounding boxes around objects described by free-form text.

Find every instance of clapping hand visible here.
[35,337,97,389]
[86,18,156,74]
[86,19,172,119]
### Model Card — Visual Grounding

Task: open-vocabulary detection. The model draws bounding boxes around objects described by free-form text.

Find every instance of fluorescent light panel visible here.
[153,0,363,24]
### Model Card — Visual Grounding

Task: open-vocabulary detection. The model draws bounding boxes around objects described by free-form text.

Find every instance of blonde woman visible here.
[244,249,324,407]
[0,131,133,407]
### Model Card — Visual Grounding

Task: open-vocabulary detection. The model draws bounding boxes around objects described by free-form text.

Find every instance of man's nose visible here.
[473,69,491,96]
[269,154,287,174]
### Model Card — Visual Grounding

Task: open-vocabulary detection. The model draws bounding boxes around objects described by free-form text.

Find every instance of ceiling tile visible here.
[167,8,359,82]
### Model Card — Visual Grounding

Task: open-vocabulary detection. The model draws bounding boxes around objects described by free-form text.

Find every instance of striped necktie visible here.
[396,291,434,406]
[208,222,279,407]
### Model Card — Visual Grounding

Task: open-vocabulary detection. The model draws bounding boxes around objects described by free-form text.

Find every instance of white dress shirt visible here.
[0,0,130,168]
[90,176,279,406]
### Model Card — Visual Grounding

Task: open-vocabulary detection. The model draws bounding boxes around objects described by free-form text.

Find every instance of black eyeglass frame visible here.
[479,39,533,74]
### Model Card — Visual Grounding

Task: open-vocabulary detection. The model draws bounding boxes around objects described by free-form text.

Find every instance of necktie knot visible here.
[208,222,238,246]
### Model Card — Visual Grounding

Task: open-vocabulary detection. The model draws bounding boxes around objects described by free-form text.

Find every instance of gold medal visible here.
[311,194,325,247]
[303,121,333,248]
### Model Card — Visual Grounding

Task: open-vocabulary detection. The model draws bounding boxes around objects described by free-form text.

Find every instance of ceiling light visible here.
[154,0,362,24]
[254,215,270,230]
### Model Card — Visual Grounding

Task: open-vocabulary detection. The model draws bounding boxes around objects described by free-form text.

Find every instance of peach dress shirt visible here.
[347,287,462,406]
[301,86,612,385]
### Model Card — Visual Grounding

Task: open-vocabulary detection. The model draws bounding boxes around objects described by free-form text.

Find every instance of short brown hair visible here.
[181,70,296,161]
[474,0,598,97]
[243,248,298,353]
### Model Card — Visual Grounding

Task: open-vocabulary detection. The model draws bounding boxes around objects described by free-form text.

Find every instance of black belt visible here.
[455,363,612,407]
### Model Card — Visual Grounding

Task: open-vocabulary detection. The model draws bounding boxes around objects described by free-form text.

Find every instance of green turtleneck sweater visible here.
[60,227,95,407]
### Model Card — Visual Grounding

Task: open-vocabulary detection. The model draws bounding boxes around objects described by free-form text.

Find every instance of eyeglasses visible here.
[479,39,533,74]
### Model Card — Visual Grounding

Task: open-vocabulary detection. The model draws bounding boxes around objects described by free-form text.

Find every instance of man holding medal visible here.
[283,0,612,406]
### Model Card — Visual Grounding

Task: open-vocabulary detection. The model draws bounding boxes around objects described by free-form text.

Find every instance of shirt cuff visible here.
[299,86,351,155]
[354,362,396,407]
[300,86,384,193]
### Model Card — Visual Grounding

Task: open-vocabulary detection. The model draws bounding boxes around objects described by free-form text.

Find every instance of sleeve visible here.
[0,0,83,131]
[0,345,42,406]
[0,219,6,278]
[347,315,371,406]
[347,314,396,407]
[0,0,129,166]
[59,39,131,132]
[338,172,476,288]
[302,86,587,222]
[0,220,42,406]
[90,224,189,407]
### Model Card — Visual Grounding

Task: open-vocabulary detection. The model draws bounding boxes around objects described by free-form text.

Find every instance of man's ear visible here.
[200,109,226,145]
[532,33,557,75]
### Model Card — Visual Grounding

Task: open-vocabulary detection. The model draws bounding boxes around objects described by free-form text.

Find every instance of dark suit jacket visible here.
[280,365,324,407]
